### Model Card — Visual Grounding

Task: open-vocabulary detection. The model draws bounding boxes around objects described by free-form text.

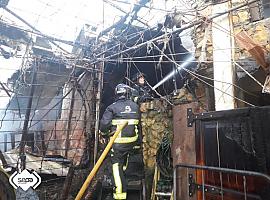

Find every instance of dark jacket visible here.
[100,97,141,150]
[132,84,153,103]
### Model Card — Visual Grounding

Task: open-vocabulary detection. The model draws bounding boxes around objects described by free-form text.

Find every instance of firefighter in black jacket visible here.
[131,72,153,103]
[100,83,141,200]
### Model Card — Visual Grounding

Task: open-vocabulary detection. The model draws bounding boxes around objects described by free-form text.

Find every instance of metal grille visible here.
[181,106,270,200]
[174,164,270,200]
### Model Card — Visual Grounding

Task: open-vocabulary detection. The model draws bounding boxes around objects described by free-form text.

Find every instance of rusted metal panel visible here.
[172,102,200,200]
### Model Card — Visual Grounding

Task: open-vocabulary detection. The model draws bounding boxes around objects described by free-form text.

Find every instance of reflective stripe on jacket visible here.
[100,97,140,146]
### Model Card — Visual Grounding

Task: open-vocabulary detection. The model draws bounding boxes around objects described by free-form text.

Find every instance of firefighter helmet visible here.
[115,83,129,96]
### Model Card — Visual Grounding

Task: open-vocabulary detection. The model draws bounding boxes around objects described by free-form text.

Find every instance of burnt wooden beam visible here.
[172,103,199,200]
[97,0,149,39]
[0,150,8,168]
[104,0,149,27]
[40,131,46,156]
[4,134,7,152]
[0,81,11,97]
[91,0,259,65]
[65,81,76,158]
[10,133,15,149]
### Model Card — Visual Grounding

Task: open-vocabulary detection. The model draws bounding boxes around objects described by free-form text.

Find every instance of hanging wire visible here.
[0,0,267,193]
[151,42,256,107]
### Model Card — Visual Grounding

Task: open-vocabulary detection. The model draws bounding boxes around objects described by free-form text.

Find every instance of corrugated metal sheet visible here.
[3,149,69,176]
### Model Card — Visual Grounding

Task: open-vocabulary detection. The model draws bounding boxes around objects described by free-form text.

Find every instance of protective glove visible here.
[99,130,115,138]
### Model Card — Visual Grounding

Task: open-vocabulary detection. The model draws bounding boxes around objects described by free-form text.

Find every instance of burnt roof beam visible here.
[97,0,150,39]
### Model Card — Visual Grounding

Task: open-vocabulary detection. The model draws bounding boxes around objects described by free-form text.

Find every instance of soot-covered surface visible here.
[101,27,196,113]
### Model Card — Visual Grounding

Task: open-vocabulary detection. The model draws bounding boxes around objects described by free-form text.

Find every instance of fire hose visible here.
[75,121,128,200]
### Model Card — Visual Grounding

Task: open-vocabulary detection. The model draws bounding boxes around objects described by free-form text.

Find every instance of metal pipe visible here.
[65,81,76,158]
[75,121,128,200]
[199,183,261,200]
[94,61,104,164]
[19,63,37,170]
[175,163,270,183]
[152,55,195,90]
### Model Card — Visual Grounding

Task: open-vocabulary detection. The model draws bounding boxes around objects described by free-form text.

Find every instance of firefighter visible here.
[100,83,141,200]
[131,72,153,103]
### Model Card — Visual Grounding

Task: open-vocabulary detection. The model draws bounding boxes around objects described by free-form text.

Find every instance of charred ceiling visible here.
[69,12,197,108]
[98,28,195,108]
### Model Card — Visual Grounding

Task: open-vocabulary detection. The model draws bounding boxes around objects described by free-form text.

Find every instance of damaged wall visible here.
[45,71,96,164]
[190,0,270,109]
[193,0,267,64]
[0,17,109,174]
